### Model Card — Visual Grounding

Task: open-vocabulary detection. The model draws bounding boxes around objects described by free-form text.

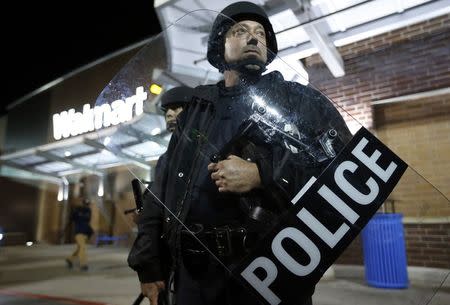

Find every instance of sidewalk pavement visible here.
[0,244,448,305]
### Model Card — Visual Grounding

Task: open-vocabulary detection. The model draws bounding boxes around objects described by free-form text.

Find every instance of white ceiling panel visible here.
[34,161,73,173]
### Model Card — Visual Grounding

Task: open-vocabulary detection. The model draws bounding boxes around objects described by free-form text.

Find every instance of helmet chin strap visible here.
[223,58,267,77]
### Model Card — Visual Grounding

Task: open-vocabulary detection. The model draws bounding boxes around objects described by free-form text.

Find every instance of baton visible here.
[124,178,144,215]
[132,178,144,212]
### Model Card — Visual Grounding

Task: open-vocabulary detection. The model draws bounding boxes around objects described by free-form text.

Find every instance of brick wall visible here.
[0,177,40,245]
[306,14,450,131]
[304,15,450,268]
[373,96,450,269]
[375,95,450,215]
[335,234,363,265]
[404,223,450,269]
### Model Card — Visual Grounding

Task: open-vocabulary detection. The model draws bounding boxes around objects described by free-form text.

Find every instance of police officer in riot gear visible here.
[129,86,194,223]
[128,2,351,305]
[207,1,277,75]
[160,86,194,132]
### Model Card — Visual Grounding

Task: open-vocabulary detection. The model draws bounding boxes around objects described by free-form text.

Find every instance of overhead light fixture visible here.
[151,127,161,135]
[0,233,3,241]
[26,241,33,247]
[150,84,163,95]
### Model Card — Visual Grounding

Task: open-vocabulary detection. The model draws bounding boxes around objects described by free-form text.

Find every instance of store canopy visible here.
[0,112,168,185]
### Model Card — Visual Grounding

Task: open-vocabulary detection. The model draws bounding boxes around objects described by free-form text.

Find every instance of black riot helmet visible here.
[160,86,194,112]
[207,1,278,73]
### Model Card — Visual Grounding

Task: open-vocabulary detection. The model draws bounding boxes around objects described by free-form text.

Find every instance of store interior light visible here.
[64,151,72,157]
[0,233,3,241]
[150,84,163,95]
[98,179,104,197]
[63,177,69,201]
[26,241,33,246]
[57,184,64,202]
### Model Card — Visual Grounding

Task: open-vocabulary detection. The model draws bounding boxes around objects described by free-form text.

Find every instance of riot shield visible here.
[91,9,449,305]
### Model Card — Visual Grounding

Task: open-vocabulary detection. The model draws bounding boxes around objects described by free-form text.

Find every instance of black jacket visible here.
[71,206,93,238]
[128,71,352,283]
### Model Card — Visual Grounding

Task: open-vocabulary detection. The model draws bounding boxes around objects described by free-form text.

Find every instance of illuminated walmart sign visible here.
[53,87,147,140]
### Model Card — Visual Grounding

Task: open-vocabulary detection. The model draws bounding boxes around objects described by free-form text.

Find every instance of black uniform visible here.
[128,71,352,305]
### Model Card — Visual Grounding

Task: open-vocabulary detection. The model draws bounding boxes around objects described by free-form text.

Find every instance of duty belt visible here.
[180,224,253,259]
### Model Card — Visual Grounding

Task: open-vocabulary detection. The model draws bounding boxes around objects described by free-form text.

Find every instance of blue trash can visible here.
[362,213,409,288]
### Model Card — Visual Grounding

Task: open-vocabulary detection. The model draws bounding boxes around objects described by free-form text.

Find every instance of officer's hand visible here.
[208,155,261,193]
[141,281,165,305]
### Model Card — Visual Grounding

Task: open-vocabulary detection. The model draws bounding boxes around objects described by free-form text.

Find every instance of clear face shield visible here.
[90,9,449,305]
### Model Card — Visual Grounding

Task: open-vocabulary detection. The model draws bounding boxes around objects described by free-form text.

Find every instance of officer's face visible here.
[224,20,268,65]
[165,106,183,132]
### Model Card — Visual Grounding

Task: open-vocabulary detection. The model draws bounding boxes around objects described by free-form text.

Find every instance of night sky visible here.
[3,0,161,115]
